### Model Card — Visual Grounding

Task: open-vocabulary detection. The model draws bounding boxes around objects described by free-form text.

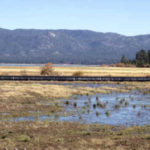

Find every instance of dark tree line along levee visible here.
[120,49,150,67]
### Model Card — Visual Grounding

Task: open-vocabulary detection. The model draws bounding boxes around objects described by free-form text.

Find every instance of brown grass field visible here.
[0,65,150,77]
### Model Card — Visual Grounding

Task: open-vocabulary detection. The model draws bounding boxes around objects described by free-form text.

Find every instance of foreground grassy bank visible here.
[0,121,150,150]
[0,66,150,77]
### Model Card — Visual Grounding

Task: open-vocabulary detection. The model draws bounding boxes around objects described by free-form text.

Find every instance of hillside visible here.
[0,28,150,64]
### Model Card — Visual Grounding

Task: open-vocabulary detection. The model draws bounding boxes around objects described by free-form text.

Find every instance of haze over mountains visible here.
[0,28,150,64]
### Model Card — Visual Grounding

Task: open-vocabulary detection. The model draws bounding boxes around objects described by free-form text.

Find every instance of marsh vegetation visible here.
[0,81,149,149]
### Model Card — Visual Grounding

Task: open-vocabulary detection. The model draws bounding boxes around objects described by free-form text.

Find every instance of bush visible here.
[72,71,83,76]
[20,70,27,76]
[125,64,136,67]
[40,63,54,76]
[110,63,125,67]
[115,63,126,67]
[110,64,116,67]
[101,64,108,67]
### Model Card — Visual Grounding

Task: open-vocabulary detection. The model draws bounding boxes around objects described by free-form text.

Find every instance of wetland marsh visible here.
[0,81,150,149]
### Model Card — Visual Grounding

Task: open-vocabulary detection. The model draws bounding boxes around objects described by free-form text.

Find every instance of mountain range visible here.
[0,28,150,64]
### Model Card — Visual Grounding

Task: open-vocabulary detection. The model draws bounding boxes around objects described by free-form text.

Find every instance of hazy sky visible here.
[0,0,150,35]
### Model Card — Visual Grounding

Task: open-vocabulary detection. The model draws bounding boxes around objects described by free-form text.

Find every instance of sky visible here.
[0,0,150,36]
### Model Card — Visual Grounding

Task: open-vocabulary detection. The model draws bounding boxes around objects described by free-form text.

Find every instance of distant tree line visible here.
[120,49,150,67]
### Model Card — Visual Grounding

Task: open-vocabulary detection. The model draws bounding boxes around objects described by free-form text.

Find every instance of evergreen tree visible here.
[120,55,127,64]
[148,50,150,64]
[135,49,148,67]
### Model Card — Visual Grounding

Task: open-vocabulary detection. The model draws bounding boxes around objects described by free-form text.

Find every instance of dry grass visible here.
[0,66,150,77]
[0,82,73,119]
[56,66,150,77]
[0,66,41,75]
[0,121,149,150]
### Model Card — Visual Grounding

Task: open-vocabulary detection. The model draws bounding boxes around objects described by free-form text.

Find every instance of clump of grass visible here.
[86,103,90,108]
[82,106,86,109]
[81,108,86,114]
[56,138,64,143]
[146,136,150,140]
[93,104,96,109]
[96,96,100,102]
[73,102,77,108]
[51,110,55,113]
[79,115,82,120]
[142,90,150,95]
[65,100,70,105]
[141,105,147,109]
[114,104,120,109]
[105,110,110,117]
[96,101,101,107]
[96,111,100,117]
[84,132,91,136]
[55,102,59,107]
[88,97,91,103]
[137,111,141,117]
[132,104,136,109]
[8,131,13,134]
[17,135,31,142]
[98,103,107,109]
[84,101,88,105]
[103,103,107,109]
[124,101,129,107]
[1,135,7,139]
[73,96,78,100]
[119,98,125,104]
[129,96,134,101]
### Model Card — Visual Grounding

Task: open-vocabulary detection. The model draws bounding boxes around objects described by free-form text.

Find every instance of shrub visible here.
[115,63,126,67]
[110,63,136,67]
[132,104,136,109]
[101,64,108,67]
[110,64,116,67]
[72,71,83,76]
[125,64,136,67]
[20,70,27,76]
[40,63,54,76]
